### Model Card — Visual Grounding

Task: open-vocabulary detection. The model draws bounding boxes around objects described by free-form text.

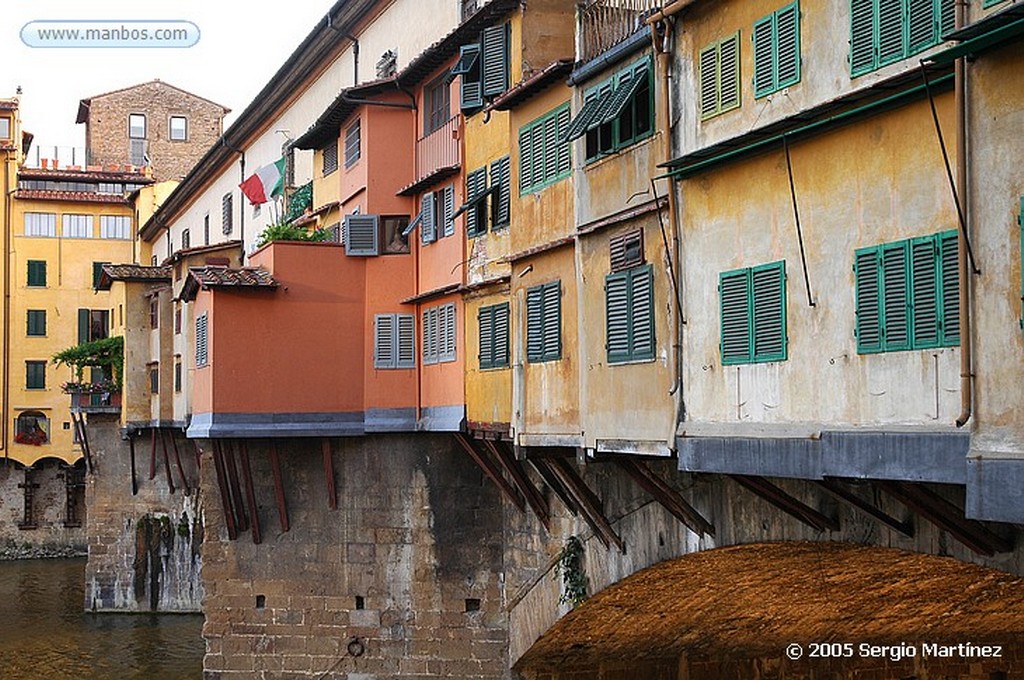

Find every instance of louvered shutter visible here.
[562,92,604,143]
[442,185,455,237]
[78,308,90,344]
[753,15,776,97]
[481,24,509,97]
[478,307,494,369]
[542,282,561,360]
[196,313,209,367]
[543,115,558,179]
[881,242,910,350]
[465,169,487,237]
[850,0,876,75]
[855,247,883,353]
[518,128,532,194]
[776,3,800,88]
[491,156,510,228]
[938,230,960,345]
[752,262,786,361]
[720,269,751,364]
[911,236,940,347]
[493,303,509,368]
[375,315,395,368]
[699,44,718,118]
[630,265,655,361]
[526,286,545,362]
[459,44,484,109]
[444,304,457,361]
[599,69,641,126]
[939,0,954,38]
[397,315,416,368]
[878,0,905,65]
[719,34,740,112]
[344,214,379,255]
[530,125,545,189]
[606,272,630,363]
[421,192,437,244]
[908,0,936,53]
[555,106,572,175]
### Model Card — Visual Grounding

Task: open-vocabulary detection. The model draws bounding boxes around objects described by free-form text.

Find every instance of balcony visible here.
[69,390,123,414]
[399,115,461,196]
[578,0,661,64]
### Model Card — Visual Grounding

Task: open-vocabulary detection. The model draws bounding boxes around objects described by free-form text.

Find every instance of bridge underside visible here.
[515,542,1024,678]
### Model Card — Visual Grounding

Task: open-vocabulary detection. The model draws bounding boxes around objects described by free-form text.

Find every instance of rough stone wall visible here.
[83,81,225,181]
[83,414,203,612]
[200,434,507,680]
[0,458,86,556]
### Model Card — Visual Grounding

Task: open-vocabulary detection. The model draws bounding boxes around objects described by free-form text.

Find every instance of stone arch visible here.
[515,542,1024,679]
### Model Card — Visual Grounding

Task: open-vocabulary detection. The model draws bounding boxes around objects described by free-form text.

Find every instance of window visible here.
[27,260,46,287]
[564,58,654,161]
[196,313,209,367]
[99,215,130,239]
[92,262,109,289]
[374,314,416,369]
[128,114,147,139]
[489,156,511,229]
[15,411,49,446]
[174,360,182,393]
[222,193,233,235]
[150,299,159,329]
[519,104,572,194]
[850,0,954,76]
[610,229,644,272]
[78,309,109,343]
[204,214,210,245]
[606,264,655,364]
[345,119,361,168]
[174,305,182,334]
[27,310,46,337]
[453,43,483,110]
[149,365,159,394]
[0,118,9,140]
[478,303,509,369]
[699,33,741,120]
[526,281,562,363]
[454,23,509,111]
[719,261,787,364]
[464,167,490,237]
[181,228,191,250]
[26,361,46,390]
[417,186,456,245]
[423,303,457,365]
[169,116,188,141]
[24,213,56,237]
[854,230,959,353]
[322,140,339,176]
[62,214,93,239]
[754,3,801,98]
[424,75,451,135]
[381,216,410,254]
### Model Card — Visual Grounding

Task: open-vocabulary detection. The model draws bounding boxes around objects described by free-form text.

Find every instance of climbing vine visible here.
[553,535,588,606]
[52,336,124,388]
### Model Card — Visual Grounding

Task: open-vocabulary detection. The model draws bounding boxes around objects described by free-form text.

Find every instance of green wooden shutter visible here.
[481,24,510,97]
[719,33,741,112]
[776,3,801,88]
[490,156,510,228]
[494,302,509,368]
[720,269,752,364]
[850,0,876,75]
[938,230,960,345]
[881,242,910,350]
[421,192,437,244]
[27,310,45,336]
[939,0,955,39]
[908,0,936,53]
[752,261,787,362]
[606,272,630,363]
[910,235,940,348]
[855,247,883,353]
[459,44,484,109]
[92,262,105,289]
[518,127,532,195]
[543,282,562,361]
[526,285,545,362]
[630,265,655,361]
[27,260,46,287]
[878,0,905,65]
[753,14,776,97]
[78,308,90,344]
[375,314,395,369]
[397,314,416,368]
[478,306,494,369]
[699,43,719,118]
[555,105,572,176]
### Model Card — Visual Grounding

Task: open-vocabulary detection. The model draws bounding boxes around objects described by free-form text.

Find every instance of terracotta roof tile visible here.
[95,264,172,290]
[14,190,131,204]
[18,167,152,182]
[179,266,278,301]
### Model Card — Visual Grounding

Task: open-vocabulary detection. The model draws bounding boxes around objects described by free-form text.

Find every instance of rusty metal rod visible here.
[223,440,249,532]
[149,427,157,480]
[192,440,203,471]
[269,441,290,532]
[321,438,337,511]
[211,441,237,540]
[159,428,175,495]
[239,441,261,545]
[129,432,138,496]
[170,431,190,494]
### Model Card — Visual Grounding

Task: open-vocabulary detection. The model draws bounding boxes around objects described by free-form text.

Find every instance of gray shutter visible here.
[854,248,883,353]
[78,309,90,344]
[441,303,457,362]
[526,286,545,362]
[478,307,493,369]
[459,44,484,109]
[720,269,751,364]
[397,314,416,368]
[491,156,510,228]
[481,24,509,97]
[344,214,380,256]
[375,314,396,369]
[776,4,800,88]
[195,313,209,367]
[751,262,786,362]
[442,185,455,237]
[421,192,437,244]
[606,272,630,363]
[910,236,939,347]
[699,44,719,118]
[630,265,655,361]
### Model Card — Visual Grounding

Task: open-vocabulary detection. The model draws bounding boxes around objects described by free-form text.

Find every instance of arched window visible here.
[15,411,49,446]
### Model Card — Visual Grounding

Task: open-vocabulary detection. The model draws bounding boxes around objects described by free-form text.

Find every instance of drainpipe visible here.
[2,157,10,454]
[954,0,972,427]
[645,0,700,26]
[221,138,245,259]
[650,16,684,447]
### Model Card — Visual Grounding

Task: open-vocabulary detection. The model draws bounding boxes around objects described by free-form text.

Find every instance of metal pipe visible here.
[645,0,700,25]
[954,0,973,428]
[783,135,815,307]
[2,153,11,456]
[221,138,245,259]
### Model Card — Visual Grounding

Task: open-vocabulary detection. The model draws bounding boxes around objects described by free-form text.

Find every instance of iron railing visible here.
[578,0,662,63]
[415,115,461,184]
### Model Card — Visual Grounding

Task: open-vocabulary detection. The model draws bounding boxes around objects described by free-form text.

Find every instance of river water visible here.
[0,558,204,679]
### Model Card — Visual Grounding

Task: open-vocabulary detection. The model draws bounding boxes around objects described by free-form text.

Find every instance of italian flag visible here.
[239,158,286,205]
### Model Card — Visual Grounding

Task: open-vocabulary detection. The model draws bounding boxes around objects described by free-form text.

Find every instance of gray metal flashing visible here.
[568,29,650,86]
[678,436,821,479]
[965,457,1024,523]
[365,407,418,432]
[186,411,364,439]
[416,405,465,432]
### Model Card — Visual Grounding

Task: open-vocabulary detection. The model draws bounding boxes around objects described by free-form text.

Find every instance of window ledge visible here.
[583,133,658,171]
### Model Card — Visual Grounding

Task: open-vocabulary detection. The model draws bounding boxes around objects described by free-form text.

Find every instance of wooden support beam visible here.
[529,458,579,516]
[239,441,262,545]
[170,432,190,495]
[128,433,138,496]
[816,478,913,538]
[211,441,237,541]
[729,475,839,533]
[321,438,337,511]
[453,433,525,511]
[159,429,176,495]
[71,413,94,474]
[547,458,625,553]
[149,427,157,480]
[487,440,549,528]
[269,441,290,532]
[877,481,1013,556]
[616,459,715,537]
[222,440,249,532]
[192,440,203,471]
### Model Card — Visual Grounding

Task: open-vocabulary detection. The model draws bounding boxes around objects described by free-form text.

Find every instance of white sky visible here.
[2,0,338,160]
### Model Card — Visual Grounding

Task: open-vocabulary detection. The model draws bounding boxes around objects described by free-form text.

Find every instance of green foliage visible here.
[256,222,331,248]
[284,181,313,222]
[553,535,588,606]
[52,336,124,387]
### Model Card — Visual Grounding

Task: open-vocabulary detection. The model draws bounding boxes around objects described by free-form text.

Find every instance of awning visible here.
[927,4,1024,65]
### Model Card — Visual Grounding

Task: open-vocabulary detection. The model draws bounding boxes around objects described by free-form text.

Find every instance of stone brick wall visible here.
[83,81,226,182]
[199,434,507,680]
[0,457,86,555]
[83,414,203,612]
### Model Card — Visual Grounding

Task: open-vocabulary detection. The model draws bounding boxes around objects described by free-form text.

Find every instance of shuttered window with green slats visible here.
[606,264,655,364]
[519,103,572,195]
[850,0,954,77]
[854,230,959,353]
[465,167,489,238]
[753,3,801,98]
[26,310,46,337]
[490,156,511,229]
[478,302,510,370]
[27,260,46,287]
[564,57,652,162]
[719,261,788,365]
[526,281,561,363]
[456,23,509,111]
[699,32,741,120]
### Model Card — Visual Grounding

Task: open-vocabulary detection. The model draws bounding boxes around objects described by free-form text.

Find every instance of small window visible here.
[850,0,954,76]
[222,193,233,235]
[204,214,210,245]
[374,314,416,369]
[62,214,93,239]
[489,156,510,230]
[424,75,451,135]
[27,260,47,287]
[174,305,182,335]
[610,230,644,272]
[99,215,130,239]
[26,310,46,337]
[196,313,209,367]
[174,360,182,393]
[26,361,46,390]
[78,309,109,343]
[526,281,562,363]
[699,33,741,120]
[606,264,655,364]
[464,168,490,237]
[150,299,159,329]
[0,118,10,140]
[454,43,483,110]
[128,113,147,139]
[344,119,361,168]
[169,116,188,141]
[754,3,801,98]
[719,261,787,364]
[519,104,572,194]
[322,140,339,176]
[15,411,49,446]
[181,228,191,250]
[149,365,159,394]
[565,58,653,161]
[423,303,457,365]
[478,303,509,370]
[381,216,410,254]
[24,213,57,237]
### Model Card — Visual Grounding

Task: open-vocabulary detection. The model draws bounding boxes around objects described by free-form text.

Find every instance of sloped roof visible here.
[76,79,230,123]
[162,240,242,266]
[487,59,574,112]
[96,264,172,290]
[18,167,153,182]
[179,266,278,302]
[14,190,130,204]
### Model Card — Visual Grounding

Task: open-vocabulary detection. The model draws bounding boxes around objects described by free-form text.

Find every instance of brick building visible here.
[76,80,229,182]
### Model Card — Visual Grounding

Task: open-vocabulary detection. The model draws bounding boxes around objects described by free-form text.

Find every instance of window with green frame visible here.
[854,230,959,353]
[526,281,561,363]
[719,261,787,365]
[753,3,800,98]
[26,310,46,337]
[606,264,655,364]
[519,103,571,194]
[27,260,46,287]
[561,58,653,162]
[699,32,741,120]
[26,361,46,390]
[849,0,954,77]
[478,302,509,369]
[453,23,510,111]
